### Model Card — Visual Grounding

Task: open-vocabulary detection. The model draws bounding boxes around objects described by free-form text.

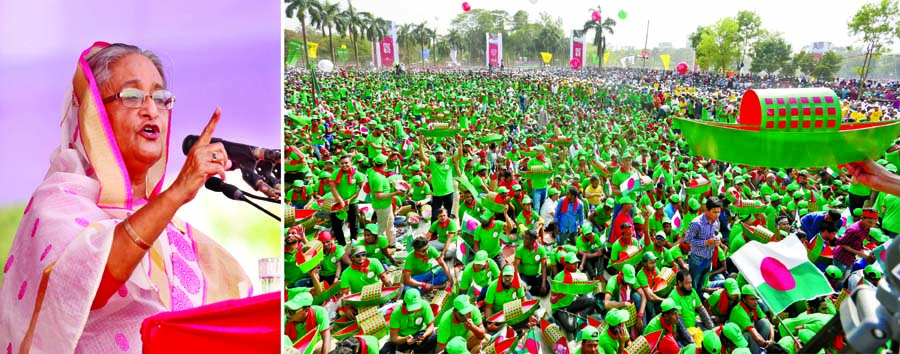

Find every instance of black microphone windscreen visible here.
[182,135,200,156]
[205,177,224,192]
[221,183,243,201]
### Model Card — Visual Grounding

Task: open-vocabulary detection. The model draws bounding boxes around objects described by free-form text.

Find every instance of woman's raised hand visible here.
[169,108,232,205]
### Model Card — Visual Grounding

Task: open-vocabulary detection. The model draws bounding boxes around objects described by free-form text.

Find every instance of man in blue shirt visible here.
[555,186,585,245]
[800,209,844,243]
[685,197,722,291]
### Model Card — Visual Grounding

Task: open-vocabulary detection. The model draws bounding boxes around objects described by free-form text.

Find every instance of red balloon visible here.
[591,11,601,22]
[676,61,689,74]
[569,57,581,70]
[462,2,471,11]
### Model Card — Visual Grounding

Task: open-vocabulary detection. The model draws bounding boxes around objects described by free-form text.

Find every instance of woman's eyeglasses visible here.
[103,87,176,110]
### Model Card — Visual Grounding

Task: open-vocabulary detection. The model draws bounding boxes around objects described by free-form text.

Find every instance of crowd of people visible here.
[281,66,900,354]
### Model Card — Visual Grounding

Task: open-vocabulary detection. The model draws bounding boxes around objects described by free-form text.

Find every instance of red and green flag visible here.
[731,235,834,314]
[619,174,641,197]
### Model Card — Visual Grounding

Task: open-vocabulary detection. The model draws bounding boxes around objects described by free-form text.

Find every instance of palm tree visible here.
[360,12,387,67]
[338,1,364,67]
[412,23,435,66]
[309,0,342,62]
[285,0,314,68]
[582,8,616,69]
[398,23,414,65]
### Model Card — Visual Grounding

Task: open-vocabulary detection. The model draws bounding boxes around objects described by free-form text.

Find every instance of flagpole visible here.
[753,289,802,350]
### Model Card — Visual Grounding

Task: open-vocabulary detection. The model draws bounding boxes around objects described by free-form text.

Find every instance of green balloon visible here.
[618,9,627,19]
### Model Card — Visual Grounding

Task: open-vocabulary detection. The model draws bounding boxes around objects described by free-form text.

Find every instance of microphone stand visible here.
[237,193,281,222]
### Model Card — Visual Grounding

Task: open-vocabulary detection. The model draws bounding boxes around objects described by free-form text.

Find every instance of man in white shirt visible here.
[541,187,561,224]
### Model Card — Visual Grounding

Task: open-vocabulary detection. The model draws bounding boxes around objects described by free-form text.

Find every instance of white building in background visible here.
[811,41,833,59]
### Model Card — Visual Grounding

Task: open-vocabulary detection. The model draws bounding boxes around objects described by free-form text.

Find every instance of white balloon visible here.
[317,59,334,73]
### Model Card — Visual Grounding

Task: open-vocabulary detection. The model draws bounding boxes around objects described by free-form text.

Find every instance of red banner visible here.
[570,30,586,70]
[486,33,502,67]
[379,37,396,67]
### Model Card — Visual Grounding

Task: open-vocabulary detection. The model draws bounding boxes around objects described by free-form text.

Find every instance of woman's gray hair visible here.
[85,43,166,92]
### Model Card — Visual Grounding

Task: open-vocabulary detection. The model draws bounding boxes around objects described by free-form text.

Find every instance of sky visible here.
[284,0,888,51]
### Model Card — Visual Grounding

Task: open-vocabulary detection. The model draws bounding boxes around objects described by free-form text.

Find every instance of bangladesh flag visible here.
[619,174,641,197]
[671,210,683,231]
[731,235,835,314]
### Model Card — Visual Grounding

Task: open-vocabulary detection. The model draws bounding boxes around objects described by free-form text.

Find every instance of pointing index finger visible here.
[197,107,222,146]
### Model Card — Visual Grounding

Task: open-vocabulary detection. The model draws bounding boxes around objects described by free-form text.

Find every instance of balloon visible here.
[676,61,689,74]
[462,2,471,11]
[316,59,334,73]
[569,57,581,70]
[618,9,627,19]
[591,11,601,22]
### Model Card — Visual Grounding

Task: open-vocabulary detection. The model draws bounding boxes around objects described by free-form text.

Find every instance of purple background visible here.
[0,0,282,204]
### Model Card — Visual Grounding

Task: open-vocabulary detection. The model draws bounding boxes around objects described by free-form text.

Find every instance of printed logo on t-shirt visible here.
[415,317,423,325]
[368,272,375,278]
[534,254,541,261]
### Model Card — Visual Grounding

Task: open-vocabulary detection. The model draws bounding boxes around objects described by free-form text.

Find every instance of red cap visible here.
[478,150,487,157]
[317,231,333,242]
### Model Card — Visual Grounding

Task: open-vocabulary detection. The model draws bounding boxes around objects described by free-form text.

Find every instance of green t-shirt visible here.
[410,183,432,202]
[339,258,385,293]
[471,175,489,195]
[366,134,386,159]
[612,169,635,196]
[610,238,639,263]
[354,235,390,263]
[515,243,547,276]
[652,167,673,189]
[597,328,622,354]
[729,302,764,332]
[636,266,660,291]
[320,246,345,276]
[311,124,326,145]
[367,169,393,209]
[437,309,483,345]
[475,221,506,258]
[548,244,579,267]
[575,233,602,253]
[429,219,460,244]
[390,303,435,337]
[331,169,365,200]
[527,159,553,189]
[874,192,900,233]
[288,305,330,334]
[404,246,440,276]
[429,157,455,197]
[848,180,871,197]
[285,251,302,286]
[460,260,500,292]
[484,279,527,312]
[668,288,703,328]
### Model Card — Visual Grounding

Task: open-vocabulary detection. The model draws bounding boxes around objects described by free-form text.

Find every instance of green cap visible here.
[364,224,378,234]
[433,146,447,154]
[660,298,681,312]
[870,228,888,243]
[404,289,423,311]
[548,188,560,196]
[563,252,578,264]
[792,191,804,199]
[293,180,305,187]
[688,198,700,210]
[741,284,757,297]
[512,184,522,191]
[723,323,749,347]
[605,308,630,326]
[670,195,682,203]
[480,210,495,221]
[865,264,883,279]
[703,330,722,354]
[445,337,468,354]
[633,215,645,224]
[502,265,515,276]
[618,195,635,205]
[642,252,657,261]
[605,198,615,208]
[534,145,546,152]
[453,295,475,315]
[473,250,488,265]
[578,326,601,342]
[853,208,863,217]
[409,164,421,171]
[653,201,664,209]
[622,264,637,284]
[410,175,423,183]
[582,224,593,234]
[285,292,313,310]
[825,265,843,279]
[724,278,739,295]
[496,186,509,194]
[372,154,388,165]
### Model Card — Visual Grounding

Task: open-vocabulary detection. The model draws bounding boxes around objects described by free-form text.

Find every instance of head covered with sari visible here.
[1,42,251,353]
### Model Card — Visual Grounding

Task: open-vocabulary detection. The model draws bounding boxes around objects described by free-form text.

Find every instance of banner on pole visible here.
[603,52,610,66]
[486,32,502,67]
[450,49,460,65]
[374,21,399,68]
[660,54,671,70]
[540,52,552,64]
[307,42,319,59]
[570,30,586,69]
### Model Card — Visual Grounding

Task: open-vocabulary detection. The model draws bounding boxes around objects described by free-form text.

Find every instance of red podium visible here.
[141,292,281,353]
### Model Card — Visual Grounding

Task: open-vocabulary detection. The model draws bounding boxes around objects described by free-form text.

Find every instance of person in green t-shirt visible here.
[667,269,714,330]
[329,155,366,246]
[484,265,528,319]
[383,289,438,354]
[550,252,597,333]
[332,336,379,354]
[575,224,604,279]
[459,250,500,301]
[417,132,462,223]
[366,125,388,159]
[407,175,432,205]
[436,295,488,353]
[874,191,900,236]
[284,227,304,288]
[340,246,392,297]
[576,325,601,354]
[527,145,553,212]
[426,207,460,260]
[596,309,632,354]
[475,209,515,266]
[368,154,404,244]
[729,285,774,353]
[514,229,550,297]
[634,253,665,331]
[341,224,398,267]
[707,278,741,324]
[284,292,332,352]
[402,237,453,293]
[315,231,343,286]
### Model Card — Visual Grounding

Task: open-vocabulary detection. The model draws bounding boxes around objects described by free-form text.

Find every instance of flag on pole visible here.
[619,174,641,197]
[731,235,835,314]
[671,210,683,231]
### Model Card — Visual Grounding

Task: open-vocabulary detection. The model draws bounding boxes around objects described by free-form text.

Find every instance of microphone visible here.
[204,177,280,221]
[182,135,281,164]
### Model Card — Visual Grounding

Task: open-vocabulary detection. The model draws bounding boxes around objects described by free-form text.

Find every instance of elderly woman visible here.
[0,42,251,353]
